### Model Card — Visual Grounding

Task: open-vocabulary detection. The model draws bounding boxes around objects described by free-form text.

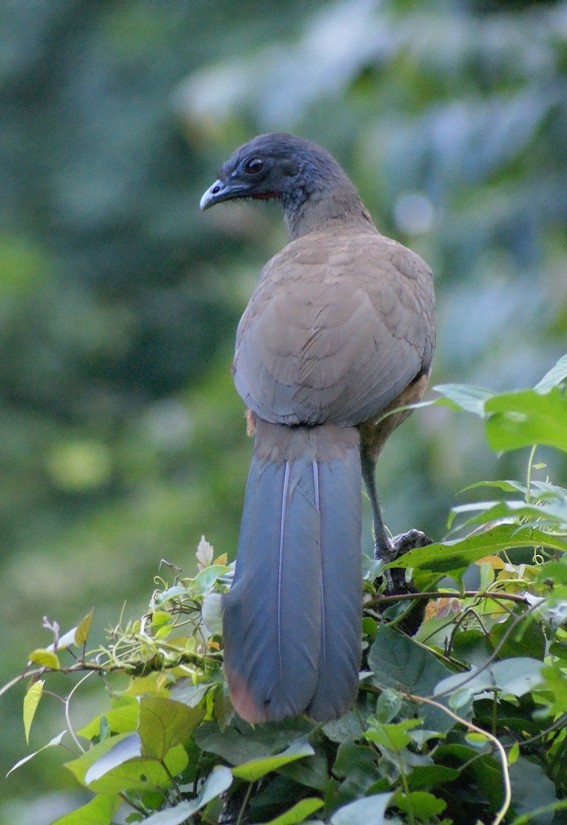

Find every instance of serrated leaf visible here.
[75,609,94,647]
[138,696,204,759]
[330,792,394,825]
[49,793,120,824]
[140,766,233,824]
[231,737,314,781]
[23,680,44,744]
[262,797,324,825]
[29,648,60,669]
[7,731,66,777]
[196,535,214,570]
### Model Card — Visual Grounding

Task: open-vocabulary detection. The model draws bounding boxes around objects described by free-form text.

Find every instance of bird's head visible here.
[200,133,348,208]
[200,133,371,239]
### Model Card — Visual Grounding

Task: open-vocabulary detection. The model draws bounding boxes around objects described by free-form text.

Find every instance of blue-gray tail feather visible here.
[222,424,362,722]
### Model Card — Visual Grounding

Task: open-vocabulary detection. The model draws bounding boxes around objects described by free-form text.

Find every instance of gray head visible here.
[200,133,371,239]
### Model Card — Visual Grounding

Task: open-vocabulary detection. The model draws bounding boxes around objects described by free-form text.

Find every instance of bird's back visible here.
[234,228,435,428]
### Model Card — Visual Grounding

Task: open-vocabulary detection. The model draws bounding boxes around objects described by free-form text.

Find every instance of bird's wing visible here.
[233,230,435,426]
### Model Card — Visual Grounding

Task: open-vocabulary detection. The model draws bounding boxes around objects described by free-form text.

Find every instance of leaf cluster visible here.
[3,360,567,824]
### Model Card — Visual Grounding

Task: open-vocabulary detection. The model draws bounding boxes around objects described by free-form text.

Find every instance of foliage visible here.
[3,358,567,824]
[3,0,567,818]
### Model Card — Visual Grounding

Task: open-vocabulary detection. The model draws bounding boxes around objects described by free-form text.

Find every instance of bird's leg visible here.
[360,449,394,568]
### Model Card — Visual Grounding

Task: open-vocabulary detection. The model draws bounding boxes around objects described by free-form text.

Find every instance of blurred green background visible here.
[1,0,566,821]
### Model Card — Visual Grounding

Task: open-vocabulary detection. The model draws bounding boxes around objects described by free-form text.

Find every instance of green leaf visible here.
[537,663,567,716]
[201,592,223,635]
[450,499,567,531]
[49,794,120,825]
[333,738,378,796]
[139,766,233,824]
[509,757,557,825]
[393,791,446,818]
[262,797,324,825]
[231,736,314,781]
[406,764,460,791]
[511,800,567,825]
[7,731,66,777]
[389,525,567,575]
[191,563,230,592]
[434,658,544,703]
[485,388,567,453]
[28,648,60,669]
[434,383,494,416]
[365,718,422,752]
[533,353,567,393]
[78,698,139,739]
[277,749,329,791]
[322,710,363,743]
[508,742,520,766]
[194,719,311,764]
[330,793,394,825]
[375,688,403,723]
[368,624,458,731]
[490,615,546,662]
[138,696,204,759]
[23,680,44,744]
[66,733,188,793]
[82,733,142,785]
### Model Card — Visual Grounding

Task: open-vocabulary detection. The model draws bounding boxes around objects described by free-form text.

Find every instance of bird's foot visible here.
[390,528,432,559]
[374,528,432,596]
[374,529,433,635]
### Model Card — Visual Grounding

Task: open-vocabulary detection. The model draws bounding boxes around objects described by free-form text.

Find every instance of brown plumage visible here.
[201,133,435,723]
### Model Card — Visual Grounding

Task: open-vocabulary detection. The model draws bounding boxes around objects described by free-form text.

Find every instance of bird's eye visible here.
[243,157,264,175]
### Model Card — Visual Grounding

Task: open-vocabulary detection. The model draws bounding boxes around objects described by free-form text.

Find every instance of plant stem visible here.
[407,693,512,825]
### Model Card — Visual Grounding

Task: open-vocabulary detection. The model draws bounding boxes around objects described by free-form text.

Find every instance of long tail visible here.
[222,419,362,723]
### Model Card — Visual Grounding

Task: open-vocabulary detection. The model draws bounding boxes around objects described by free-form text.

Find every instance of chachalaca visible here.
[200,133,435,723]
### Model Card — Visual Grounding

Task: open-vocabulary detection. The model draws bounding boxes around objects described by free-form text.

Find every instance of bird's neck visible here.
[283,184,376,241]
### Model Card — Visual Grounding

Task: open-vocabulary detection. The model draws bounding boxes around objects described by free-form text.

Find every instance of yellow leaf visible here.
[23,680,44,744]
[477,555,505,569]
[75,609,94,647]
[29,649,60,669]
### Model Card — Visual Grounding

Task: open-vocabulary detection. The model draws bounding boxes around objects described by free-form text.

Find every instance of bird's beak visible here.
[200,179,250,211]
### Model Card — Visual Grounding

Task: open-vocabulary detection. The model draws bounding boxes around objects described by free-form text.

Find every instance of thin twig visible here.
[64,671,94,753]
[367,589,530,608]
[407,693,511,825]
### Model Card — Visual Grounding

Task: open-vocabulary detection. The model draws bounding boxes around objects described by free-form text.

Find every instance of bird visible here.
[200,133,435,723]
